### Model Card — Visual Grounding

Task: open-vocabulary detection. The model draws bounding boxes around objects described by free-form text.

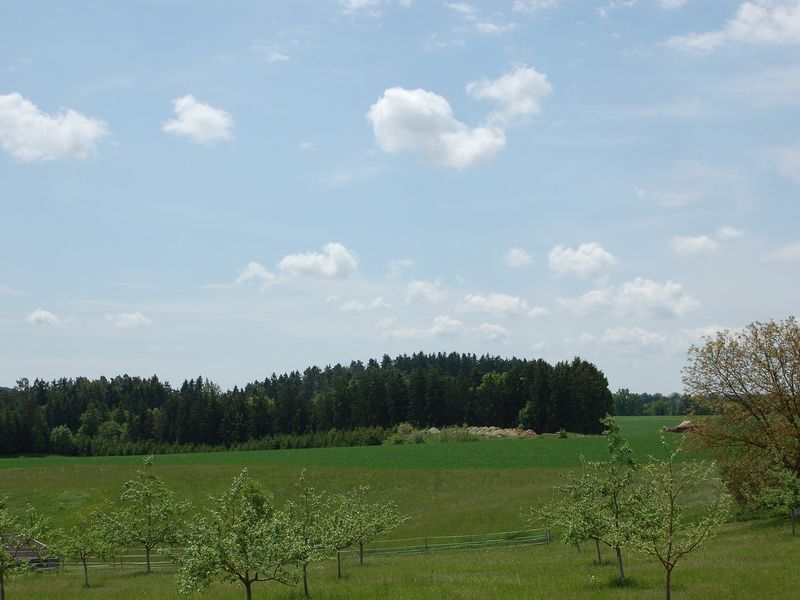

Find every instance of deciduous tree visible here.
[98,456,188,573]
[336,486,407,566]
[535,416,636,584]
[178,469,300,600]
[53,514,110,587]
[684,316,800,529]
[289,472,330,597]
[629,440,731,600]
[0,501,48,600]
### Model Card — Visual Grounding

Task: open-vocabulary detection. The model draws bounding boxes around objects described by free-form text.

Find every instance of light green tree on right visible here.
[629,439,731,600]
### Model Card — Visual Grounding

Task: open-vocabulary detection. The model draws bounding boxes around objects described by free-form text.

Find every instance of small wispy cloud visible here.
[25,308,63,327]
[163,95,233,144]
[105,312,153,328]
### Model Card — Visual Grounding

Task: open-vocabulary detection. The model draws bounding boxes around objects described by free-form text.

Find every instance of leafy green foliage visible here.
[629,439,732,600]
[52,514,111,587]
[289,471,331,597]
[337,485,409,565]
[535,416,637,584]
[97,456,188,574]
[0,500,49,600]
[684,316,800,528]
[177,469,301,600]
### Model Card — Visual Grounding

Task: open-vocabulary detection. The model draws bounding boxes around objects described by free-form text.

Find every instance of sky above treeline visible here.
[1,1,798,393]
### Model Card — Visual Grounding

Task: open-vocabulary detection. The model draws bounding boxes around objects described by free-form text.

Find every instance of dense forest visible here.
[0,352,615,456]
[612,389,693,416]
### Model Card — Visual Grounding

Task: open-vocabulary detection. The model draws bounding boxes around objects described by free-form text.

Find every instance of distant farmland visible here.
[3,417,798,599]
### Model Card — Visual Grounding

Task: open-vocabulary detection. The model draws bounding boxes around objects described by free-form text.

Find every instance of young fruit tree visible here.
[53,514,111,588]
[324,490,361,579]
[0,501,49,600]
[338,485,408,566]
[629,440,731,600]
[178,469,301,600]
[533,465,608,565]
[683,316,800,531]
[97,456,188,574]
[537,416,637,585]
[289,471,331,597]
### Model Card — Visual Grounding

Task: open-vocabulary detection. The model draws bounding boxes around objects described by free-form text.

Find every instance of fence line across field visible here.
[340,528,551,558]
[55,527,551,573]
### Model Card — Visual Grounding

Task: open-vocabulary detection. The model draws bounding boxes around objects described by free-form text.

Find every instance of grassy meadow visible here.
[2,416,798,599]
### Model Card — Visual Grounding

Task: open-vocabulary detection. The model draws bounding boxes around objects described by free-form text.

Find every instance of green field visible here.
[2,416,798,599]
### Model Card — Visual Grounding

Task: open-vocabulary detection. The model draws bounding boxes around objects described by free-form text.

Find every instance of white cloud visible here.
[367,66,551,168]
[340,0,411,16]
[105,312,153,328]
[503,247,535,267]
[383,315,468,339]
[235,262,276,292]
[670,235,720,256]
[251,44,290,63]
[25,308,62,326]
[577,324,732,352]
[0,92,108,161]
[163,95,233,144]
[769,143,800,183]
[477,323,510,343]
[528,306,550,318]
[715,225,745,240]
[598,0,638,19]
[659,0,686,8]
[634,185,703,207]
[444,2,477,16]
[466,66,552,126]
[513,0,560,12]
[668,1,800,54]
[548,243,617,278]
[456,292,532,317]
[723,65,800,107]
[388,258,415,277]
[558,277,699,318]
[578,327,670,348]
[407,279,446,303]
[473,21,517,34]
[765,241,800,261]
[339,297,391,312]
[297,140,317,152]
[367,87,505,169]
[278,242,358,278]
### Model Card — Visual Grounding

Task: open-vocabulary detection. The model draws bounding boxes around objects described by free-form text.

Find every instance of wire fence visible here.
[341,528,551,558]
[53,527,551,573]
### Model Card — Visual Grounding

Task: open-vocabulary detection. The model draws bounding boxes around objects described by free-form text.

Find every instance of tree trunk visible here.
[145,546,151,574]
[82,557,90,587]
[665,567,672,600]
[594,538,602,565]
[245,580,253,600]
[337,551,342,579]
[1,567,5,600]
[792,507,798,537]
[615,546,626,585]
[359,541,364,565]
[303,562,309,597]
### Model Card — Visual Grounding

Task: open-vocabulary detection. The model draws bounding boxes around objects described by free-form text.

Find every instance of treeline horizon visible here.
[0,351,619,456]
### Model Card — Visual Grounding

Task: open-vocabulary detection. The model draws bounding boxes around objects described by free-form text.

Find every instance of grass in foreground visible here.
[6,416,789,599]
[10,518,799,599]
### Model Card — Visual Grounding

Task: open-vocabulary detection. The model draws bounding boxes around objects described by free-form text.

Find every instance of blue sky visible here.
[1,0,799,393]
